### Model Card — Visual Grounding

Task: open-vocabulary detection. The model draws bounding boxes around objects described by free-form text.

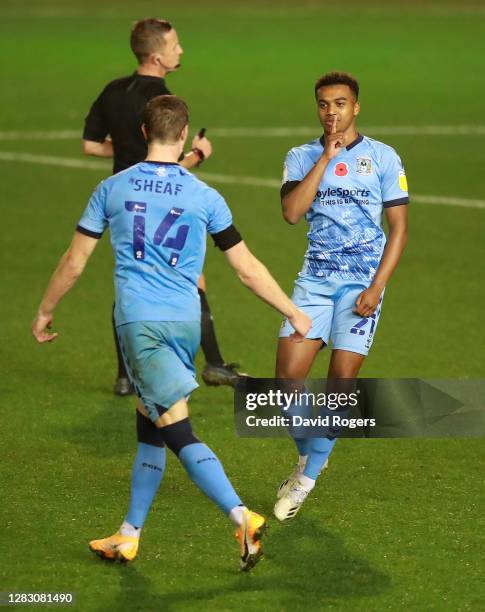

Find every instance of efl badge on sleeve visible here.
[356,156,372,175]
[399,170,408,191]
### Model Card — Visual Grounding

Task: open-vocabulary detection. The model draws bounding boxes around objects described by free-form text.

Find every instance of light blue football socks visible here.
[126,442,166,528]
[178,443,242,514]
[303,437,336,480]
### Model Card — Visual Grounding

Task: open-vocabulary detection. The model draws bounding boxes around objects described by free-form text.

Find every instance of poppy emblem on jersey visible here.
[334,162,349,177]
[356,156,372,175]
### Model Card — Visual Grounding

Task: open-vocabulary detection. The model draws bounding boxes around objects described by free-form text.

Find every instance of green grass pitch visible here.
[1,1,484,610]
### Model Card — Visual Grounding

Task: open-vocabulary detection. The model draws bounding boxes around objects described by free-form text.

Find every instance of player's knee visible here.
[275,358,301,379]
[275,364,291,378]
[136,410,165,447]
[159,418,200,456]
[330,367,357,378]
[328,354,365,379]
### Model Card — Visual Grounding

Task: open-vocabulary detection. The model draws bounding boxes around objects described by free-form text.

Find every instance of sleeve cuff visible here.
[383,197,409,209]
[280,180,301,199]
[82,129,108,143]
[76,225,103,239]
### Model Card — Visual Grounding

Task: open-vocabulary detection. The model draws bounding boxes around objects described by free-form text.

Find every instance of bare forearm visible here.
[223,241,311,340]
[83,139,113,158]
[180,150,202,169]
[237,255,298,319]
[282,155,330,224]
[371,229,408,290]
[38,252,85,314]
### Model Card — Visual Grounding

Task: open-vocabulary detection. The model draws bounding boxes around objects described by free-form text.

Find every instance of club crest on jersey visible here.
[356,156,372,175]
[334,162,349,177]
[155,166,167,177]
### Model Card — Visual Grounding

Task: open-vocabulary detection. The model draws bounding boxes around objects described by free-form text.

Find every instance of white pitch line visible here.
[0,125,485,140]
[1,150,484,210]
[0,130,80,140]
[198,171,280,189]
[199,172,485,209]
[410,194,485,209]
[0,151,108,170]
[208,125,485,137]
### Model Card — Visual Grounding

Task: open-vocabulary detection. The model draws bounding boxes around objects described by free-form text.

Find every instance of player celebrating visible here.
[83,18,242,394]
[274,72,409,521]
[32,95,311,570]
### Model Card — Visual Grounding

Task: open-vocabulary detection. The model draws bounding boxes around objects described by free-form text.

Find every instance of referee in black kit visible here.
[83,18,244,395]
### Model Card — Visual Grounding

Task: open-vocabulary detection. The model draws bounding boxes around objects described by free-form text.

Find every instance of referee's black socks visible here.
[198,288,224,366]
[112,302,130,379]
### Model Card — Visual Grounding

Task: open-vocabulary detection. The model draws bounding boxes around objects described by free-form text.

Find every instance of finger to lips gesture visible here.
[325,116,344,159]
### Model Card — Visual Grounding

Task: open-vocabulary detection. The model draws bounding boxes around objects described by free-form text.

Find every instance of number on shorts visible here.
[351,309,379,336]
[350,317,368,335]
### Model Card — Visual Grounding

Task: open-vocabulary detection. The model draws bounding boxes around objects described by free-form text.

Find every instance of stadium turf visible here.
[1,1,484,610]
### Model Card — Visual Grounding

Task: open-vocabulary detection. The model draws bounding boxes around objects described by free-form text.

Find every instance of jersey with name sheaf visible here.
[283,134,409,281]
[77,161,232,325]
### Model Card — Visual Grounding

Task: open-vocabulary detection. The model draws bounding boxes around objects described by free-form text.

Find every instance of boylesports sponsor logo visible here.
[317,187,370,198]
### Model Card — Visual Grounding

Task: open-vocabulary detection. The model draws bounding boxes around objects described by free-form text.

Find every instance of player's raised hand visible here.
[323,115,344,160]
[191,133,213,160]
[287,309,312,343]
[32,310,59,343]
[353,286,382,318]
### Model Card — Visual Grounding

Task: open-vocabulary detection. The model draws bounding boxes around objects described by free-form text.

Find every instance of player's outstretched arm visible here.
[223,241,311,341]
[32,232,99,343]
[354,205,408,317]
[82,139,114,158]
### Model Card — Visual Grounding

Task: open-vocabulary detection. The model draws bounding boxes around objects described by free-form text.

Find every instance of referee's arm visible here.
[179,132,213,169]
[83,138,113,158]
[82,90,113,158]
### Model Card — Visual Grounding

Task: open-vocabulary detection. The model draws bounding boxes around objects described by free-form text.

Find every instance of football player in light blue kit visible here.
[274,72,409,521]
[32,95,311,570]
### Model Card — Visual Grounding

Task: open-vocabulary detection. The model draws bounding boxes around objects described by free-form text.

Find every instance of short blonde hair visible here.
[130,18,172,64]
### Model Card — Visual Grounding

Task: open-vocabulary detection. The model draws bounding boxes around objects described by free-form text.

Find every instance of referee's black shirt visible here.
[83,72,171,174]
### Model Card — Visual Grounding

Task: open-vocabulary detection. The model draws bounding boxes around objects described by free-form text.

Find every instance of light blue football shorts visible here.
[116,321,200,423]
[279,275,384,356]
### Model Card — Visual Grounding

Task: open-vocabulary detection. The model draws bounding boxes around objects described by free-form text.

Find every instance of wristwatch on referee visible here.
[191,147,205,166]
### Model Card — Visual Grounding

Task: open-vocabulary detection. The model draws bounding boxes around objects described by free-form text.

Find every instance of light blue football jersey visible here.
[282,134,409,281]
[77,161,232,325]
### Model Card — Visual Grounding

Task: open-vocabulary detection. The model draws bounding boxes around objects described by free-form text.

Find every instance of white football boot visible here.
[274,481,311,522]
[277,457,328,499]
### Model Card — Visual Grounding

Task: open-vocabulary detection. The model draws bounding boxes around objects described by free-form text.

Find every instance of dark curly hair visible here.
[314,72,359,99]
